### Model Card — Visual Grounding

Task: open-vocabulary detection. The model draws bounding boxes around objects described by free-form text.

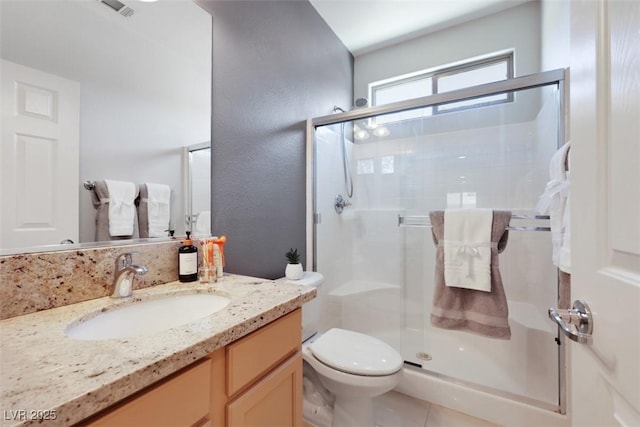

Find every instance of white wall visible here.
[0,0,211,243]
[540,0,571,72]
[353,1,542,101]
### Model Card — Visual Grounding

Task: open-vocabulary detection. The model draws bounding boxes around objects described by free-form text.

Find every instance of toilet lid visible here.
[309,328,403,376]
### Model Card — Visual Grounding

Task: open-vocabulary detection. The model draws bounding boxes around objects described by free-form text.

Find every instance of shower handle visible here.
[548,300,593,344]
[334,194,352,214]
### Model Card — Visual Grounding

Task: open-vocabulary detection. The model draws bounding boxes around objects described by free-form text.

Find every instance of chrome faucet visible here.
[111,252,148,298]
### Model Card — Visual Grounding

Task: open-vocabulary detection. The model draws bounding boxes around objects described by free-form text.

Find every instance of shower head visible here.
[354,98,368,108]
[333,99,368,113]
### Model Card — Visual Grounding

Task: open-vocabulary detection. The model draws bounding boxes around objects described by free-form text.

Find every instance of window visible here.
[370,53,513,122]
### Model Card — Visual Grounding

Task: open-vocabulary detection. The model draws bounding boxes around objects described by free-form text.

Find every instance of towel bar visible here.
[397,214,551,232]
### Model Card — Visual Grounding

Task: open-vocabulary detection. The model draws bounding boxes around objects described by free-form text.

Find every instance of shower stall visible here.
[307,69,568,426]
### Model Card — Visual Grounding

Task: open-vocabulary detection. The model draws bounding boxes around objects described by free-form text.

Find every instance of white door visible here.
[1,60,80,250]
[570,1,640,426]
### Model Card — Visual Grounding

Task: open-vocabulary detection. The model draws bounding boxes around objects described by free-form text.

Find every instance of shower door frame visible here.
[183,141,211,233]
[306,68,568,414]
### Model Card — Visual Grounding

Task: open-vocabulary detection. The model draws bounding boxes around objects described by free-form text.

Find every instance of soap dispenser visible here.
[179,231,198,282]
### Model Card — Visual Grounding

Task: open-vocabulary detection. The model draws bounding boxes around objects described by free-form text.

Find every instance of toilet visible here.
[285,272,403,427]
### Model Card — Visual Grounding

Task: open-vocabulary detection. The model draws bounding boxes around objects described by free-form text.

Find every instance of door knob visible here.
[548,300,593,344]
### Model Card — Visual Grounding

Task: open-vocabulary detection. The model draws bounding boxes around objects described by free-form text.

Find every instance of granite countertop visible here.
[0,274,316,426]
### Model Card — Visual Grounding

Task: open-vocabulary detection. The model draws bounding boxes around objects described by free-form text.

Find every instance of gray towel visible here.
[137,184,150,238]
[429,210,512,339]
[91,180,139,242]
[559,270,571,309]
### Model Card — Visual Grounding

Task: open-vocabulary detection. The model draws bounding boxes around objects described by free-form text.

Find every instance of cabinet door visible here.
[227,353,302,427]
[227,309,301,396]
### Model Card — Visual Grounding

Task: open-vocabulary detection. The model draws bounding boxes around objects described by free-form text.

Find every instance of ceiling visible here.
[309,0,530,56]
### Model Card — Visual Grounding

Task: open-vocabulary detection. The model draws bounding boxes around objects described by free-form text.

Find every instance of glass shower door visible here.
[313,76,564,411]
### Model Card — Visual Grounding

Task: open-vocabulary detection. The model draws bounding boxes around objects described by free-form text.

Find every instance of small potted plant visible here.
[285,248,303,280]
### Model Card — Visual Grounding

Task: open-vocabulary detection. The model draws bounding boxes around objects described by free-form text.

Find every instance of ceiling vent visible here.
[99,0,135,17]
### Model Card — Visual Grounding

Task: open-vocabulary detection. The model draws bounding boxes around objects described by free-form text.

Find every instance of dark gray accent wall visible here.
[198,1,353,279]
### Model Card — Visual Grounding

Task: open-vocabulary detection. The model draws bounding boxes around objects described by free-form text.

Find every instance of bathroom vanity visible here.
[0,275,315,427]
[85,309,302,426]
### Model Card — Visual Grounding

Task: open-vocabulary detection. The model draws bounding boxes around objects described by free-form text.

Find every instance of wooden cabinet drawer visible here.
[227,352,303,427]
[227,308,301,396]
[85,358,211,426]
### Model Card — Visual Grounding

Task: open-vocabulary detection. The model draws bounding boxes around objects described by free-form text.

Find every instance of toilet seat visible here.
[309,328,403,376]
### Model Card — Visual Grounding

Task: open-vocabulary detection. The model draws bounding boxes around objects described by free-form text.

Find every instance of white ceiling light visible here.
[372,126,390,137]
[353,125,370,141]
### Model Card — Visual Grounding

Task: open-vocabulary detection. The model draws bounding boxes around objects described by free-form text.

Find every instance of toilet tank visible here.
[283,271,324,342]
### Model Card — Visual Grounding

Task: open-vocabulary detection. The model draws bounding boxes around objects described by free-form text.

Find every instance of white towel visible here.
[194,210,211,238]
[146,183,171,238]
[443,209,494,292]
[105,180,138,237]
[535,142,571,273]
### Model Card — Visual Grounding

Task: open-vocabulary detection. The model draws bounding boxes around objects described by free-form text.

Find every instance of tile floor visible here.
[372,391,501,427]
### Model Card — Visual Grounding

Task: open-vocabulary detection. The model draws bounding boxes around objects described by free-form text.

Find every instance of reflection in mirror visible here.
[184,143,211,238]
[0,0,211,254]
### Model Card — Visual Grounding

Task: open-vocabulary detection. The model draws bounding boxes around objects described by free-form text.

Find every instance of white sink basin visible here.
[65,293,230,340]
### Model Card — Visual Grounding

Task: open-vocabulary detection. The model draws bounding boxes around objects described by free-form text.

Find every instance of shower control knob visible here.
[334,194,352,214]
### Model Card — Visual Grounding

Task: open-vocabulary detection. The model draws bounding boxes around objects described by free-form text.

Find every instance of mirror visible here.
[0,0,211,254]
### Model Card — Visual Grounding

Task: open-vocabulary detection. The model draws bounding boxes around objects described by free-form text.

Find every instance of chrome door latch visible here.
[548,300,593,344]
